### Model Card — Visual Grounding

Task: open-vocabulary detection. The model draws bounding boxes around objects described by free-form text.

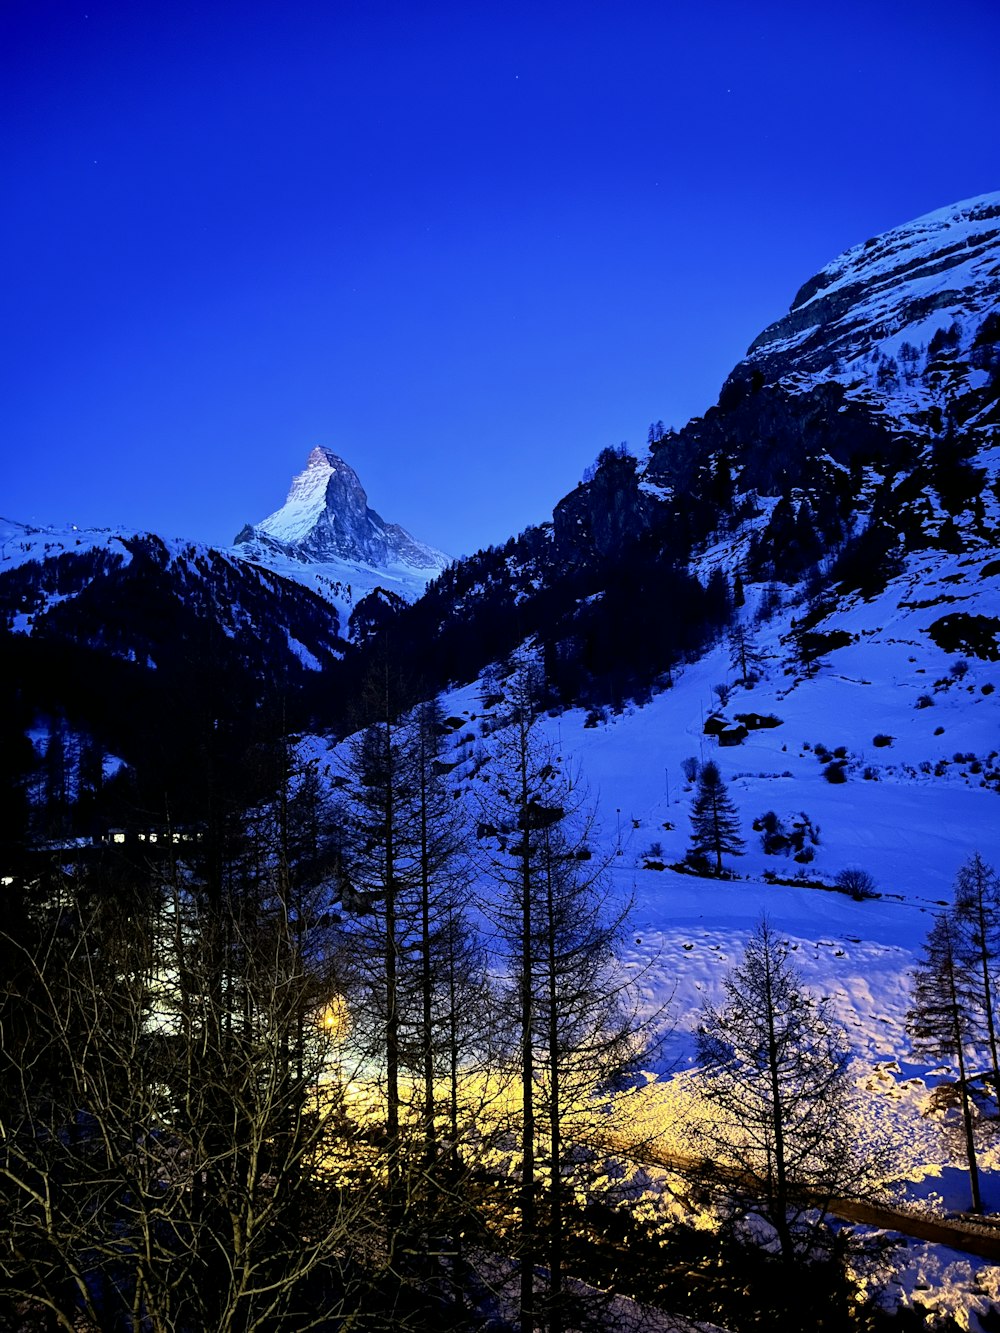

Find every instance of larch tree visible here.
[338,677,496,1310]
[952,852,1000,1114]
[728,622,764,685]
[908,910,984,1213]
[694,918,874,1263]
[479,669,647,1333]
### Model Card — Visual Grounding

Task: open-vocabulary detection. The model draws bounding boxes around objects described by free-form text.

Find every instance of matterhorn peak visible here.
[232,448,450,619]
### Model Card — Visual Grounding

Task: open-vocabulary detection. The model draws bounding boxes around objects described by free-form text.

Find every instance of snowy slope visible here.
[0,516,136,571]
[302,598,1000,1319]
[406,590,1000,1320]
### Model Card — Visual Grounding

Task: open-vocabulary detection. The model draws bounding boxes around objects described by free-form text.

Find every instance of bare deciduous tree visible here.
[694,918,875,1262]
[479,671,652,1333]
[0,831,380,1332]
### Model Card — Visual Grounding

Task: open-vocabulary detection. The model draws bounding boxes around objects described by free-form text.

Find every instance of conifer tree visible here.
[339,675,492,1301]
[728,623,764,685]
[689,760,744,875]
[908,911,983,1212]
[953,853,1000,1114]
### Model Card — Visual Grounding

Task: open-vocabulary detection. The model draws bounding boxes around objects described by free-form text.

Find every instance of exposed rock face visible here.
[729,193,1000,435]
[238,447,449,573]
[642,192,1000,530]
[553,448,657,563]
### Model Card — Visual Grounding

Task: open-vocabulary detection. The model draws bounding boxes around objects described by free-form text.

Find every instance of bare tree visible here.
[952,853,1000,1113]
[0,829,380,1332]
[694,919,874,1262]
[711,682,732,708]
[338,682,500,1316]
[479,673,650,1332]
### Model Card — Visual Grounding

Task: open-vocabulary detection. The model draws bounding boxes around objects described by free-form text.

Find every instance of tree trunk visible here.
[518,719,536,1333]
[763,945,792,1260]
[545,839,563,1333]
[383,717,402,1244]
[972,894,1000,1114]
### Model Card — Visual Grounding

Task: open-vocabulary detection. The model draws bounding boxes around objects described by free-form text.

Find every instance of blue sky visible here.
[3,0,999,558]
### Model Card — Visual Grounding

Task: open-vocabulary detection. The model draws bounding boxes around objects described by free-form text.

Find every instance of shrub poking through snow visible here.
[835,867,879,899]
[872,734,893,748]
[753,811,820,858]
[823,762,848,784]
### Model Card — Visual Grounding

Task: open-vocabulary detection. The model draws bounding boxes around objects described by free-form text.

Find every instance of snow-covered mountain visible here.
[0,516,348,820]
[733,191,1000,435]
[232,447,451,627]
[0,516,343,674]
[289,194,1000,1324]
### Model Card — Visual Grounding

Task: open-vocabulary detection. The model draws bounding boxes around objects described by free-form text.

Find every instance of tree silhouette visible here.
[953,853,1000,1114]
[689,760,743,874]
[694,918,874,1262]
[908,911,983,1213]
[480,669,647,1332]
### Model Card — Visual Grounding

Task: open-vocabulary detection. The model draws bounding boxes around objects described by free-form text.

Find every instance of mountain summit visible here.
[245,447,448,571]
[233,448,450,618]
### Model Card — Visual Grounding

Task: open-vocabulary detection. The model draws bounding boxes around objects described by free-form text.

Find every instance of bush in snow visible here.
[752,810,820,858]
[835,867,879,899]
[823,762,847,784]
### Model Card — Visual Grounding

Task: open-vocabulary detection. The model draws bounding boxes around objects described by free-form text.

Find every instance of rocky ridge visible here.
[732,192,1000,435]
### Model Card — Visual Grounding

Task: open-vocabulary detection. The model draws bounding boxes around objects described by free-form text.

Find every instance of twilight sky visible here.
[3,0,999,559]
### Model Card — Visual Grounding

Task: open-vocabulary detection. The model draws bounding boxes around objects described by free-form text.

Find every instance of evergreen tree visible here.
[689,760,744,875]
[953,853,1000,1114]
[908,911,983,1212]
